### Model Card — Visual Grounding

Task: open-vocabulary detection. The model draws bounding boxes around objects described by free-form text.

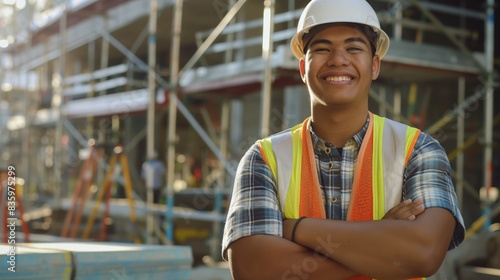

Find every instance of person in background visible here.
[141,151,166,204]
[222,0,465,279]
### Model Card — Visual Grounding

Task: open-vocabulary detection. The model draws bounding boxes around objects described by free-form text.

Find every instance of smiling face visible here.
[299,24,381,113]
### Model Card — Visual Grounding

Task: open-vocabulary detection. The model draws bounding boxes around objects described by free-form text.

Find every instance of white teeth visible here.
[326,76,351,82]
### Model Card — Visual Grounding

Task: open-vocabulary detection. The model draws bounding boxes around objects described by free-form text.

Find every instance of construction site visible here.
[0,0,499,279]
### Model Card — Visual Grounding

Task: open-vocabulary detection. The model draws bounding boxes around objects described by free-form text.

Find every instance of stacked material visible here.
[0,242,192,279]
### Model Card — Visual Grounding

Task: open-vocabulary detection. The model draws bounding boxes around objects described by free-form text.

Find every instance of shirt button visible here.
[330,197,338,203]
[328,162,334,170]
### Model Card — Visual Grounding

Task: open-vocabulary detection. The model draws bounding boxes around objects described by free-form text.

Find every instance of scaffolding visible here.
[0,0,498,263]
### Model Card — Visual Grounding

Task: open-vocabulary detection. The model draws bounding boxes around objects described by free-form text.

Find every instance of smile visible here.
[325,76,352,82]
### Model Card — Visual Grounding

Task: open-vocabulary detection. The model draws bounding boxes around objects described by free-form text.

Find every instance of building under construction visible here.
[0,0,499,279]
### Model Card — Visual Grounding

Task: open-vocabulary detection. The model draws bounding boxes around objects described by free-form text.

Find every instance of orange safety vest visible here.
[258,112,424,280]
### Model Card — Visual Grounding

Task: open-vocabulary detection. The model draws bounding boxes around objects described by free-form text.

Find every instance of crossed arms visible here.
[227,199,456,280]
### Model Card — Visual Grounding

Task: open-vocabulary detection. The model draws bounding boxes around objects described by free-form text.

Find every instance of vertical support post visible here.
[408,83,417,122]
[166,0,183,244]
[210,100,230,260]
[22,37,32,196]
[99,19,110,97]
[457,77,465,211]
[146,0,158,245]
[287,0,295,31]
[393,87,401,122]
[54,3,67,208]
[230,99,243,157]
[393,0,403,41]
[482,0,495,231]
[260,0,275,137]
[234,1,246,63]
[87,40,96,139]
[97,15,110,185]
[484,0,494,192]
[379,86,387,117]
[224,0,236,64]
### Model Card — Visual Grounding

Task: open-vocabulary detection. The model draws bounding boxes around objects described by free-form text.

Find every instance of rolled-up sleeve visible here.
[222,143,283,260]
[404,132,466,250]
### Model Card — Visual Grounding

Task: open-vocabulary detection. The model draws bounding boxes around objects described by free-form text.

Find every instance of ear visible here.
[299,58,306,83]
[372,55,381,80]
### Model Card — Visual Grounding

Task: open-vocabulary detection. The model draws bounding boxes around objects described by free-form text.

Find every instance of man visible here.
[222,0,465,279]
[141,151,165,204]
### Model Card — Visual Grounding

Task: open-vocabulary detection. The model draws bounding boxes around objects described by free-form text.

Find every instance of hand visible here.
[282,199,424,241]
[383,199,425,221]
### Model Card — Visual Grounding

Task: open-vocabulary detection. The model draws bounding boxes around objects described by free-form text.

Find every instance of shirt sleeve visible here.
[221,143,283,260]
[403,132,466,250]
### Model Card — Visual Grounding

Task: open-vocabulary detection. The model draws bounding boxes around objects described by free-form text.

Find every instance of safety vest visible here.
[258,112,423,280]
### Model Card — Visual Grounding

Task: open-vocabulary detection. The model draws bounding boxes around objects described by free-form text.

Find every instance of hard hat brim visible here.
[290,22,390,60]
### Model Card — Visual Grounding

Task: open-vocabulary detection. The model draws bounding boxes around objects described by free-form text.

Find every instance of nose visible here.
[326,49,350,67]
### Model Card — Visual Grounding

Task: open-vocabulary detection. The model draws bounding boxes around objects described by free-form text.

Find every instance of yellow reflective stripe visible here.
[405,127,420,160]
[285,124,303,218]
[372,114,386,220]
[259,138,277,182]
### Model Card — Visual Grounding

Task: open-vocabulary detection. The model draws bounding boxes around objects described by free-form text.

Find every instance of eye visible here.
[347,47,363,52]
[346,44,368,53]
[311,47,330,53]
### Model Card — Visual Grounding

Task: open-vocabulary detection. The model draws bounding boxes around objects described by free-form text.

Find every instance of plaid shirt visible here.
[222,117,465,258]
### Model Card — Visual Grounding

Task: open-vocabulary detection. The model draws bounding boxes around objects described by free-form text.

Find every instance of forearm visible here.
[296,219,423,279]
[228,235,358,280]
[293,209,455,279]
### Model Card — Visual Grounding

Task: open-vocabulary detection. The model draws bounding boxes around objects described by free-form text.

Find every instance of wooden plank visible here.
[64,64,128,85]
[63,77,128,97]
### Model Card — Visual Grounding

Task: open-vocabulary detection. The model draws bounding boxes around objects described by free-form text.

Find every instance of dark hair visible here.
[302,23,378,56]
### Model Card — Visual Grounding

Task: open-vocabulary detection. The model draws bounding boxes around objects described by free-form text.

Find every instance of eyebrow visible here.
[309,37,369,48]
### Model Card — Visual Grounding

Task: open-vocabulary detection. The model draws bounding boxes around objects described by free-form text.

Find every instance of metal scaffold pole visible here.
[96,28,236,176]
[54,3,67,208]
[260,0,275,137]
[457,77,465,211]
[483,0,495,193]
[23,34,33,197]
[146,0,158,245]
[166,0,183,244]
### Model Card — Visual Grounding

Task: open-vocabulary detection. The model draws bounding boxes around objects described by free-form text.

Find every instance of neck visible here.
[310,107,368,147]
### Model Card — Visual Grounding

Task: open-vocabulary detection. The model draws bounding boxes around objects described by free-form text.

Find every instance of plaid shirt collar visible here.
[308,115,370,150]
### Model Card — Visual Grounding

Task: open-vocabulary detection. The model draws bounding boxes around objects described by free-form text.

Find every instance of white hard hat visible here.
[290,0,390,60]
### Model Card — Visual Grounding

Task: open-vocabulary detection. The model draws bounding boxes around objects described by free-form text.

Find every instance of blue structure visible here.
[0,242,192,280]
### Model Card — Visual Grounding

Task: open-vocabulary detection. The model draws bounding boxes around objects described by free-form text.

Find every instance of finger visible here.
[387,199,425,220]
[385,199,411,216]
[392,199,417,217]
[410,202,425,216]
[401,201,425,220]
[383,199,413,219]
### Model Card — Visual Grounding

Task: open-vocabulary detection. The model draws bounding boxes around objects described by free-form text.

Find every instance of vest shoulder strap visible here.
[258,126,298,211]
[379,117,421,211]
